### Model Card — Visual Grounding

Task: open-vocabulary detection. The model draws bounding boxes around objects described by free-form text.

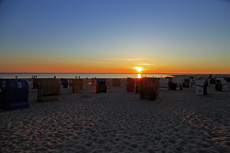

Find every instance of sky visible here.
[0,0,230,74]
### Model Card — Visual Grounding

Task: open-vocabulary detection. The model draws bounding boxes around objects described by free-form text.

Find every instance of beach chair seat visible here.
[127,78,135,92]
[215,78,227,91]
[135,78,141,93]
[169,82,177,90]
[38,79,58,101]
[168,77,182,90]
[72,79,81,93]
[106,79,109,89]
[69,79,73,86]
[159,78,169,90]
[183,78,192,88]
[189,76,195,84]
[225,77,230,82]
[91,78,96,85]
[62,79,69,88]
[210,78,216,84]
[140,78,159,101]
[96,79,107,93]
[33,78,39,89]
[79,79,83,90]
[61,78,64,85]
[0,79,29,110]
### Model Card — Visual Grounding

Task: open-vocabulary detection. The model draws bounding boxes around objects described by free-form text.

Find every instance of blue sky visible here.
[0,0,230,73]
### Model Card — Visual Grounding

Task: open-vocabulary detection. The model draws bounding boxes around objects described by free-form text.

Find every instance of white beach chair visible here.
[171,77,182,90]
[159,78,169,90]
[196,79,208,95]
[215,78,227,91]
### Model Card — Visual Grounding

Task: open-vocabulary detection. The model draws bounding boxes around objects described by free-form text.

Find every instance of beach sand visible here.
[0,76,230,152]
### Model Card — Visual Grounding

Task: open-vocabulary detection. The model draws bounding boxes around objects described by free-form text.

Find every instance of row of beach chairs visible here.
[0,77,228,110]
[126,77,228,99]
[0,78,122,110]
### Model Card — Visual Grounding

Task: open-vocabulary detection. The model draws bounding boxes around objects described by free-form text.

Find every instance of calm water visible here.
[0,73,179,79]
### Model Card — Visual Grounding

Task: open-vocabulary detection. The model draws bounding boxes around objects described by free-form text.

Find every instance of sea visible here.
[0,73,186,79]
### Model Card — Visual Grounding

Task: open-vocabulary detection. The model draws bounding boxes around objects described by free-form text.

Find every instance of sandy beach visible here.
[0,76,230,153]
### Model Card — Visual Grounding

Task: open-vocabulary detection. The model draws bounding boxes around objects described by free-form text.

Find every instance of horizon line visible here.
[0,72,230,75]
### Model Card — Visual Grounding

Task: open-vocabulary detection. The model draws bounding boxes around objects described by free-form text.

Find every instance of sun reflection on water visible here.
[137,73,141,78]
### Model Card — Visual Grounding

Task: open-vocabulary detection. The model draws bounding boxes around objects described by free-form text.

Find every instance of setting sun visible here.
[135,67,143,72]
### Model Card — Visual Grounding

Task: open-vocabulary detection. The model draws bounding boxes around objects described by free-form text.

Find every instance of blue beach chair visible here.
[0,79,29,110]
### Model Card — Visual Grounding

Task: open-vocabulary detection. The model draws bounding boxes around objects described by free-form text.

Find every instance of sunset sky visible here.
[0,0,230,74]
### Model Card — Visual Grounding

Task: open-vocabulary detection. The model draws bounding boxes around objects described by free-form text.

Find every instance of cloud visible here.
[66,63,78,65]
[105,58,124,61]
[138,63,152,66]
[84,61,111,64]
[105,58,142,61]
[66,60,111,65]
[126,58,142,61]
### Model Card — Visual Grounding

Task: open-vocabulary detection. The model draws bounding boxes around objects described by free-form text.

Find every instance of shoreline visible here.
[1,73,230,80]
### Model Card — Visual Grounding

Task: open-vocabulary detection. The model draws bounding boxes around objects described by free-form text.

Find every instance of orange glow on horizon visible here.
[0,61,230,74]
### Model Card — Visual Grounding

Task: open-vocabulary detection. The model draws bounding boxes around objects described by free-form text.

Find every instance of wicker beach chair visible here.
[0,79,29,110]
[140,77,159,101]
[72,79,81,93]
[96,79,107,93]
[38,79,59,101]
[127,78,135,92]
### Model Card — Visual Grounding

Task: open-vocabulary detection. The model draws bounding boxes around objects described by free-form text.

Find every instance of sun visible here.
[135,67,143,72]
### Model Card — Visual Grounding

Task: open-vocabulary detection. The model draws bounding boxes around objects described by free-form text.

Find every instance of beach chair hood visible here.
[196,79,207,86]
[159,78,169,87]
[171,77,182,84]
[217,78,227,85]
